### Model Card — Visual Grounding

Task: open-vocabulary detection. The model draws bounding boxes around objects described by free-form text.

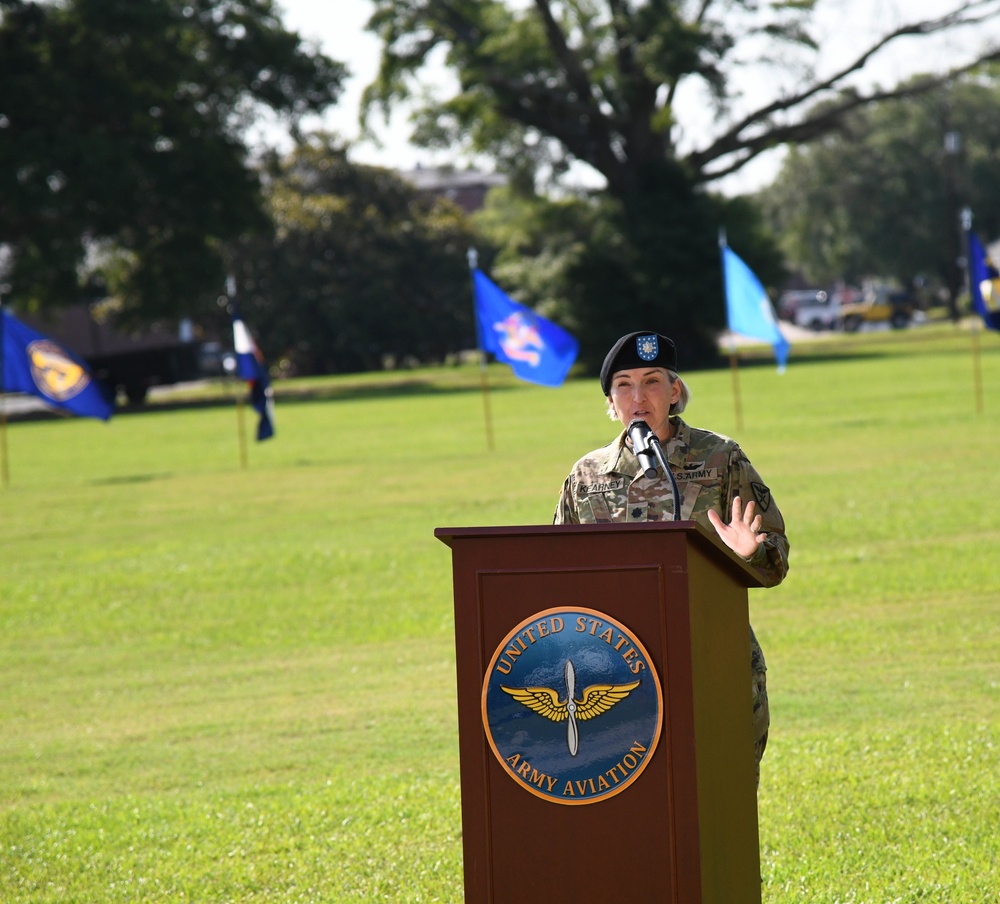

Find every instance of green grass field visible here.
[2,324,999,902]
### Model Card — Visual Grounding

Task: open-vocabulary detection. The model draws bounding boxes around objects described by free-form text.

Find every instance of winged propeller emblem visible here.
[501,659,640,756]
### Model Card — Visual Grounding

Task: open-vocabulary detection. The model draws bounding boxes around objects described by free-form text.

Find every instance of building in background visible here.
[400,166,506,213]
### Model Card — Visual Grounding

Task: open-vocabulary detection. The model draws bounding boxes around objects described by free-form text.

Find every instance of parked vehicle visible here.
[777,289,827,323]
[839,289,913,332]
[789,291,841,331]
[17,304,225,404]
[198,341,237,377]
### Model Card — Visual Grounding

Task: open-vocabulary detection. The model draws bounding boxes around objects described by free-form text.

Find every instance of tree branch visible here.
[516,0,621,189]
[691,48,1000,183]
[691,0,1000,173]
[531,0,614,132]
[484,73,630,191]
[605,0,666,162]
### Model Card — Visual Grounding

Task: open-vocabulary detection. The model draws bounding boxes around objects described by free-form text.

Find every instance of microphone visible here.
[627,418,682,520]
[627,419,658,479]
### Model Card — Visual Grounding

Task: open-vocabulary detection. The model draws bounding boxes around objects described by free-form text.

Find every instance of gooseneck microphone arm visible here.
[627,419,682,522]
[647,432,682,521]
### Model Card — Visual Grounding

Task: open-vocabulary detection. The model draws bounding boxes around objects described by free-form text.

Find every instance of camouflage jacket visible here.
[553,417,790,673]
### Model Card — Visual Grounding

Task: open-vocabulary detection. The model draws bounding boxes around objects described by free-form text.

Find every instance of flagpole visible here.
[718,228,746,432]
[0,404,8,490]
[962,209,985,415]
[728,338,745,434]
[235,389,248,469]
[971,319,984,414]
[0,296,8,489]
[227,276,250,468]
[467,248,495,452]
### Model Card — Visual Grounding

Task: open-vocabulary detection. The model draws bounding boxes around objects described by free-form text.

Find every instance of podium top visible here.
[434,520,765,587]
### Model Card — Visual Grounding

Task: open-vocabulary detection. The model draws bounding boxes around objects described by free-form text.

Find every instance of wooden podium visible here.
[435,522,764,904]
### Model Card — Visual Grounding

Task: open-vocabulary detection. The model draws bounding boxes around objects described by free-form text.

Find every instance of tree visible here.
[760,71,1000,315]
[362,0,1000,367]
[0,0,346,321]
[228,134,478,375]
[474,182,786,350]
[472,184,619,327]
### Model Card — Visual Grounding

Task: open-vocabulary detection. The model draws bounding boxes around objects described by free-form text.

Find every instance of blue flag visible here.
[721,246,790,371]
[231,307,275,440]
[472,269,578,387]
[1,309,114,420]
[967,232,1000,332]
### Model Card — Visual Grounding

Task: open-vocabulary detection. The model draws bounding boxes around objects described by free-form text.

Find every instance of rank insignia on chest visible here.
[627,502,648,522]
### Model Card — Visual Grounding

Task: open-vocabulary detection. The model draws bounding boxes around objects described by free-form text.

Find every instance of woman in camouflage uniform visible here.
[553,330,789,786]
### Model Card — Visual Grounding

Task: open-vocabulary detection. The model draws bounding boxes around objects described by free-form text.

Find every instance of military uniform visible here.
[553,415,789,784]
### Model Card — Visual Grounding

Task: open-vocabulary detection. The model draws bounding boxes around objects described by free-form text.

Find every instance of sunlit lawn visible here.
[1,323,998,901]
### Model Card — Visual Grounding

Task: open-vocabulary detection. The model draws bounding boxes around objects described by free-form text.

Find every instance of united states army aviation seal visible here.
[481,606,662,805]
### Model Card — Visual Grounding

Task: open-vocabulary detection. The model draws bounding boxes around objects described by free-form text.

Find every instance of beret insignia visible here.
[636,334,658,361]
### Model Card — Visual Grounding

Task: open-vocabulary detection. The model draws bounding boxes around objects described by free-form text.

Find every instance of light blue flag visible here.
[721,246,790,371]
[1,309,114,420]
[473,269,578,387]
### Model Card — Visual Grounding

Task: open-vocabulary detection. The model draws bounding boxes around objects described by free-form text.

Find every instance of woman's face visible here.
[608,366,680,440]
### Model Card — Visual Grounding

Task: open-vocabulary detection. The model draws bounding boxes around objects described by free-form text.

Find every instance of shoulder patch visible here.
[751,481,771,512]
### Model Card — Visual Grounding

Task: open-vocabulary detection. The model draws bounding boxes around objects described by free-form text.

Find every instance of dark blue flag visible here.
[231,307,274,440]
[721,246,790,371]
[967,232,1000,331]
[1,309,114,420]
[472,269,578,387]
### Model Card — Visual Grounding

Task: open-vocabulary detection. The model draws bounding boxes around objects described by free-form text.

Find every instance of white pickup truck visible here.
[779,289,840,331]
[793,296,840,330]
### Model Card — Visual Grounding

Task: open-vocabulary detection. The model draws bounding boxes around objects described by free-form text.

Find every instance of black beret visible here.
[600,331,677,394]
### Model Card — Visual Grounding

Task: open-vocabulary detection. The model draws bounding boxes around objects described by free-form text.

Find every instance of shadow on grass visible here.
[8,326,990,424]
[91,472,174,486]
[728,327,993,369]
[728,349,889,370]
[4,375,521,423]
